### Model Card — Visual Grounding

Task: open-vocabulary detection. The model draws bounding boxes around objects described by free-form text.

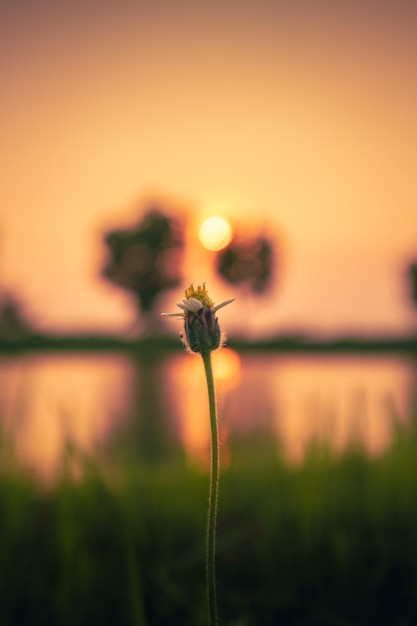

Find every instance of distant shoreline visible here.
[1,333,417,355]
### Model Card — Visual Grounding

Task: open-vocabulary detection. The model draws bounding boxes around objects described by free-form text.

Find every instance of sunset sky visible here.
[1,0,417,336]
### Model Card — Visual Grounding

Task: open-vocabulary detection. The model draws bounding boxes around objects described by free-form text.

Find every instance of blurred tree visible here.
[215,235,274,294]
[0,293,33,340]
[408,260,417,311]
[102,206,184,331]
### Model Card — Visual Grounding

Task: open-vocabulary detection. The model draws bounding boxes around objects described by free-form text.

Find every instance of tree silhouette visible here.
[102,206,184,329]
[215,235,274,294]
[0,293,33,340]
[408,260,417,311]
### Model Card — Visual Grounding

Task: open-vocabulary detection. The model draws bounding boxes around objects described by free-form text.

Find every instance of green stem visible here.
[201,349,219,626]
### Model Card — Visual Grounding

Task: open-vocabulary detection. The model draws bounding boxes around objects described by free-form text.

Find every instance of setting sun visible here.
[198,216,233,251]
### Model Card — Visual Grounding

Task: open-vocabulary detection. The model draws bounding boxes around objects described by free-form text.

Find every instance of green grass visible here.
[1,422,417,625]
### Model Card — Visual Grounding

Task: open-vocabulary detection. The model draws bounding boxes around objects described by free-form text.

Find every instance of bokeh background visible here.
[1,0,417,336]
[1,1,417,624]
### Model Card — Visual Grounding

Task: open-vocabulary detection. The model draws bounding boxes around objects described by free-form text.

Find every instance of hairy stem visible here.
[201,349,219,626]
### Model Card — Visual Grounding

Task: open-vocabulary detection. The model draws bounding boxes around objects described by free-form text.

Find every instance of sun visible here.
[198,216,233,251]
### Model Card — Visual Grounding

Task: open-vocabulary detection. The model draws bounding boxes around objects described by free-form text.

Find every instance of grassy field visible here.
[1,417,417,625]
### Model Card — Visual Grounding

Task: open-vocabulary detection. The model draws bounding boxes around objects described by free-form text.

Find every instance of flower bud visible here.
[184,306,221,353]
[161,283,235,353]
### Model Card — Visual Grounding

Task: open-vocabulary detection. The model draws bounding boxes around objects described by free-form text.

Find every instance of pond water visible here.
[0,350,416,480]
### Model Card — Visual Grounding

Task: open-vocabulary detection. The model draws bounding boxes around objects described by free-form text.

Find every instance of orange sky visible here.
[1,0,417,336]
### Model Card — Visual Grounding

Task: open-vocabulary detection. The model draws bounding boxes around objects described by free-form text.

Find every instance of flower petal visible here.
[188,297,204,311]
[183,297,204,313]
[213,298,236,313]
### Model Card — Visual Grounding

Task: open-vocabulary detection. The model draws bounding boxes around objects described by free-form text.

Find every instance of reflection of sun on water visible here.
[198,216,233,251]
[212,348,241,388]
[171,348,241,467]
[2,351,411,481]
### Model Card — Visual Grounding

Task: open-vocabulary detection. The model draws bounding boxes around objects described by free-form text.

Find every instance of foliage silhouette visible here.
[102,207,184,329]
[215,235,274,294]
[408,260,417,311]
[0,293,33,340]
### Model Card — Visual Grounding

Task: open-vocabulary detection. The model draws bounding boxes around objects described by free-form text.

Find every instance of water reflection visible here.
[0,354,133,478]
[267,355,416,463]
[112,352,182,465]
[0,351,415,480]
[165,348,242,466]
